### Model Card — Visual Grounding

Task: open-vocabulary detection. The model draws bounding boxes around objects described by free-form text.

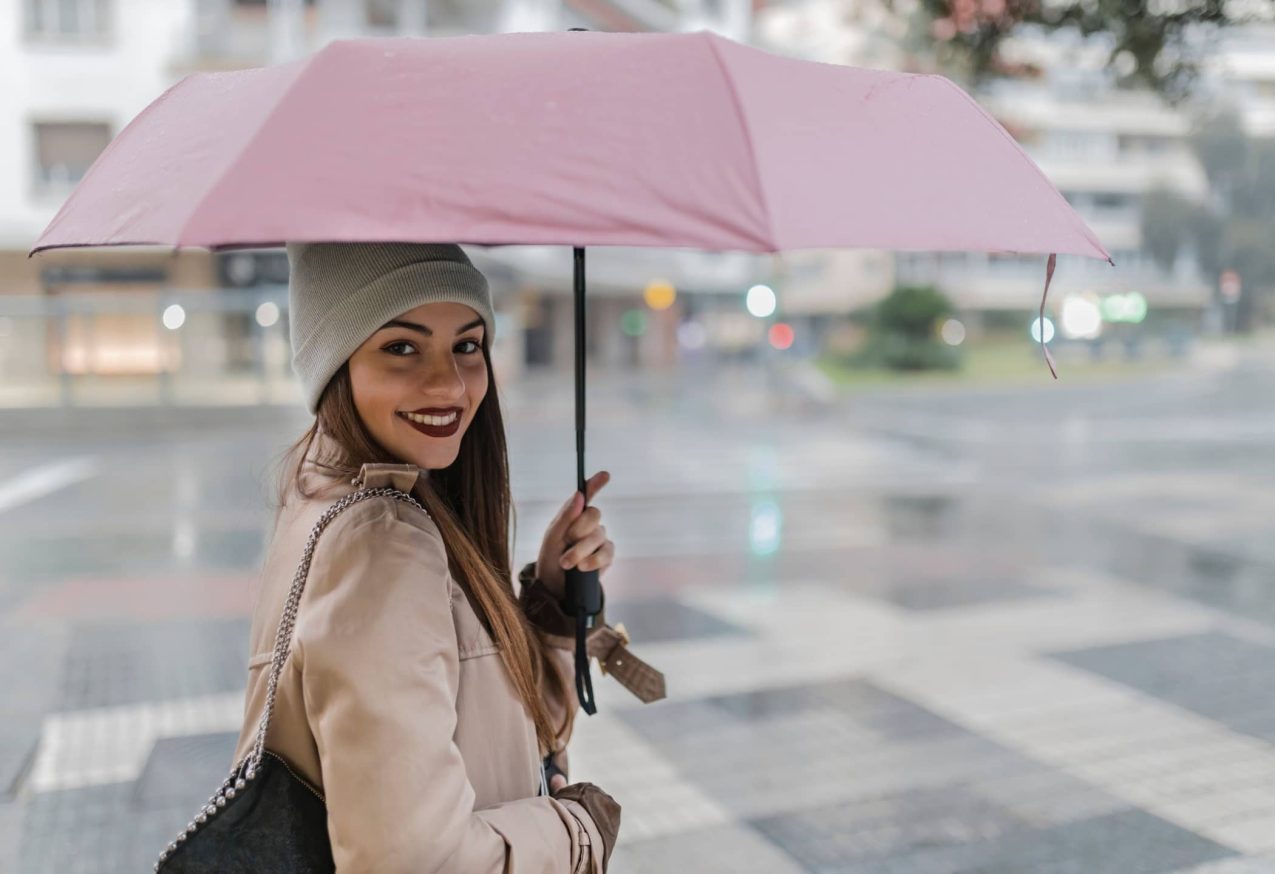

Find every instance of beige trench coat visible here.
[231,454,639,873]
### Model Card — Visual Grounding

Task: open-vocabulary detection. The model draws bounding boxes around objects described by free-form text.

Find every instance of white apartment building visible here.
[896,28,1217,318]
[3,0,755,260]
[896,82,1213,314]
[2,0,769,379]
[1198,23,1275,136]
[1,0,197,265]
[755,7,1235,327]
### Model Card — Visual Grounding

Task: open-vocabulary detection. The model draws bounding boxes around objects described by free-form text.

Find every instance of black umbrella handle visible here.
[565,566,602,715]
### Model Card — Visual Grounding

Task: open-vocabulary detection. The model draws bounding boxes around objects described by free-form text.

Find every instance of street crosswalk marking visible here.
[874,655,1275,854]
[0,456,98,515]
[28,692,242,793]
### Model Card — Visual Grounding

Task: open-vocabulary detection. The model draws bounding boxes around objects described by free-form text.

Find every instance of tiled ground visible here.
[6,363,1275,871]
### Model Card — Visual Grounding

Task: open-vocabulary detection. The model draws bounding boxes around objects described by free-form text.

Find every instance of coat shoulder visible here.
[289,492,454,652]
[297,488,443,552]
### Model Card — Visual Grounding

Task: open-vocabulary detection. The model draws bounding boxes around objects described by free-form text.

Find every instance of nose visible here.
[417,356,467,402]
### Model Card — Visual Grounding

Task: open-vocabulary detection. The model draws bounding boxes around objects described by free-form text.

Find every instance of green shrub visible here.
[864,285,961,372]
[876,285,954,339]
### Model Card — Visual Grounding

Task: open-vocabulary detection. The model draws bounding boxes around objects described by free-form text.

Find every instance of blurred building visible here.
[0,0,225,388]
[0,0,215,295]
[748,0,902,343]
[753,4,1261,340]
[16,0,1245,383]
[896,28,1213,326]
[1197,23,1275,137]
[3,0,771,386]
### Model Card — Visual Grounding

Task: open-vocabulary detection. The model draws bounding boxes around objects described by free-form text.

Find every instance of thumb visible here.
[548,491,583,537]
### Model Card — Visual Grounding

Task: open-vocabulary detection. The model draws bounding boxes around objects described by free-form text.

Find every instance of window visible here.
[1118,134,1173,155]
[1092,192,1133,211]
[366,0,399,28]
[33,121,112,190]
[1046,129,1117,160]
[24,0,110,39]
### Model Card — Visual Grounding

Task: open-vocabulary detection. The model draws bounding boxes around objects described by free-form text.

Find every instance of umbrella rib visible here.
[934,76,1112,263]
[703,34,775,251]
[174,55,320,250]
[29,76,193,256]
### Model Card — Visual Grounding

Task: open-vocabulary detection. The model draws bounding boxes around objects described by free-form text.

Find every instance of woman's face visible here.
[347,301,489,471]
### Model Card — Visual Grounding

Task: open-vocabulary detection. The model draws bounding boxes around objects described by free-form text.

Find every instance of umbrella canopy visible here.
[31,29,1109,262]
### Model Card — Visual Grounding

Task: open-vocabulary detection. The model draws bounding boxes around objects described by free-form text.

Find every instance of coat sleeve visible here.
[294,501,603,874]
[516,561,611,780]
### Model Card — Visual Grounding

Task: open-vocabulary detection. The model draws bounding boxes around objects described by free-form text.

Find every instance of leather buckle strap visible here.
[597,622,628,677]
[516,560,666,704]
[587,623,666,704]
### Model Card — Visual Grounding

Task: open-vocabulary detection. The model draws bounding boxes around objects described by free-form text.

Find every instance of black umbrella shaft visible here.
[574,246,586,494]
[566,246,601,715]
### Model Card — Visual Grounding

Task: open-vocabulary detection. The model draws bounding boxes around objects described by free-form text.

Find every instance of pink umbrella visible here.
[30,28,1111,712]
[32,29,1106,260]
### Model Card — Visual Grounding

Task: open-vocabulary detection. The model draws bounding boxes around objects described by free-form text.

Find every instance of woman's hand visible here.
[535,471,613,600]
[546,757,569,793]
[552,781,621,870]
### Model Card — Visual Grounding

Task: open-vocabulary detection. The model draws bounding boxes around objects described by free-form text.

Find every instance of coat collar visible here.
[353,462,428,495]
[301,428,431,502]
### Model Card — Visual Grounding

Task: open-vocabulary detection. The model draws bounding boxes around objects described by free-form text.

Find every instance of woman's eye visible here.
[384,340,417,356]
[457,339,481,355]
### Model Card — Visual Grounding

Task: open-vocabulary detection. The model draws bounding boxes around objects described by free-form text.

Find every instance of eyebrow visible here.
[379,316,485,337]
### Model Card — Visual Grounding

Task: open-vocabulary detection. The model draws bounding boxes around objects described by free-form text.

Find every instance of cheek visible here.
[467,361,489,401]
[348,360,406,429]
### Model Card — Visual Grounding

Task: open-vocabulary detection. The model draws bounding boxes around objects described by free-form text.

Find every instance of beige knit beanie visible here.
[287,241,495,414]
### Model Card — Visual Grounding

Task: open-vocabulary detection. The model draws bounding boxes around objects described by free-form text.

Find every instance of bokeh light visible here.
[621,309,647,337]
[678,320,707,350]
[1030,316,1055,344]
[749,500,782,557]
[162,305,186,331]
[255,301,280,328]
[940,318,966,346]
[1101,292,1148,324]
[643,279,676,311]
[1061,294,1103,339]
[768,322,794,350]
[746,284,776,318]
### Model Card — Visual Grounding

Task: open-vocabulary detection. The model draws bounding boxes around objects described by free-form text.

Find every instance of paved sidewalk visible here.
[4,362,1275,872]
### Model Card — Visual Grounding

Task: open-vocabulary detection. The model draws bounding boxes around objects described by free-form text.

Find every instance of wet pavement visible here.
[3,354,1275,873]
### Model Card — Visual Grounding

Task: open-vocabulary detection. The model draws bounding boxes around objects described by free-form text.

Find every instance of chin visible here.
[420,454,452,471]
[405,445,459,472]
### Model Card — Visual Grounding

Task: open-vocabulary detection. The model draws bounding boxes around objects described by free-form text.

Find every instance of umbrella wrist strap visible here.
[574,611,597,715]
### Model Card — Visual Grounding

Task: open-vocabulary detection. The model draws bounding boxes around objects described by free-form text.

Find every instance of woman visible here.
[230,241,657,873]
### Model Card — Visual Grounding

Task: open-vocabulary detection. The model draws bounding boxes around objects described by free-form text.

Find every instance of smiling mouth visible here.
[397,410,461,437]
[400,410,459,426]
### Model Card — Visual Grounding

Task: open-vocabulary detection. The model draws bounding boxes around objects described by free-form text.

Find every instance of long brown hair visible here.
[277,338,573,757]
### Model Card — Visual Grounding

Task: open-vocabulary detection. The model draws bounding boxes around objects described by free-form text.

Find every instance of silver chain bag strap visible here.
[155,486,428,873]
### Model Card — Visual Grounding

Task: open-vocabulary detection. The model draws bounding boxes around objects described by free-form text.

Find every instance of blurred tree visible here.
[877,283,953,338]
[865,284,962,370]
[1142,187,1203,274]
[890,0,1273,102]
[1140,108,1275,329]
